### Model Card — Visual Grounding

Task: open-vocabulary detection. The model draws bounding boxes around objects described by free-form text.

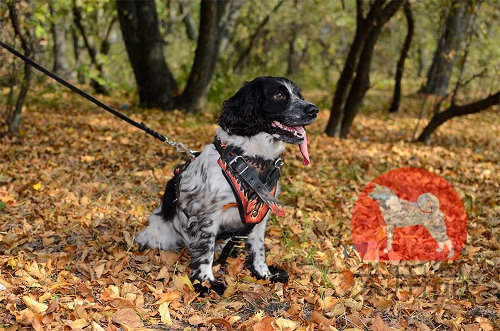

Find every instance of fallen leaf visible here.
[462,324,480,331]
[155,290,180,304]
[91,321,106,331]
[310,311,333,327]
[253,316,275,331]
[372,315,391,331]
[112,308,143,329]
[158,302,173,325]
[208,318,233,330]
[188,314,204,326]
[172,274,194,292]
[22,296,48,315]
[66,319,88,329]
[155,266,170,280]
[275,317,297,330]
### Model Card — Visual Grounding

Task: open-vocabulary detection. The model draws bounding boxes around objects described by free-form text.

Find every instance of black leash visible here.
[0,41,196,156]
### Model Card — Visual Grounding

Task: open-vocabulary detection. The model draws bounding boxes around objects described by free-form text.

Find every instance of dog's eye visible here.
[273,92,284,100]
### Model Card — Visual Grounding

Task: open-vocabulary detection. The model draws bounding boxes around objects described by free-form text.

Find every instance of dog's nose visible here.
[306,104,319,117]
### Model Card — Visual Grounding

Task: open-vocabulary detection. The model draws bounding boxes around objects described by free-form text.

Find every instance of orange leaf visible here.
[372,315,391,331]
[207,318,233,330]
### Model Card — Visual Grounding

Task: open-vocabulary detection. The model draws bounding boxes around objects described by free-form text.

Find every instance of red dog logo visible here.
[352,168,467,261]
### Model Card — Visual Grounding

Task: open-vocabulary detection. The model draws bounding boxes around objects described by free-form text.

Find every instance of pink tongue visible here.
[296,126,310,165]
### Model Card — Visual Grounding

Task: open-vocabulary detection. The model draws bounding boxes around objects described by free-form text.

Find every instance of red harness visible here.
[214,138,284,224]
[172,138,285,224]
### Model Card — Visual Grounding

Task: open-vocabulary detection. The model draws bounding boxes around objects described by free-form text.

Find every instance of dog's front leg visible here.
[384,224,394,253]
[246,218,289,283]
[188,218,225,295]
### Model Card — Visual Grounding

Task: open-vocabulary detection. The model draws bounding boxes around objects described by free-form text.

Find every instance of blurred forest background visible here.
[1,0,499,142]
[1,1,500,330]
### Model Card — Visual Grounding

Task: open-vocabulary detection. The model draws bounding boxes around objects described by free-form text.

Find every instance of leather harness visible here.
[173,137,284,224]
[213,137,284,223]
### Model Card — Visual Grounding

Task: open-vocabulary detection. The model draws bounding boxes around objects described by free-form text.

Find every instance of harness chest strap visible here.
[214,137,285,224]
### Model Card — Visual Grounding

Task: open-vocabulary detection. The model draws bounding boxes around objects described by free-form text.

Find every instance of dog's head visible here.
[217,76,318,165]
[369,184,395,202]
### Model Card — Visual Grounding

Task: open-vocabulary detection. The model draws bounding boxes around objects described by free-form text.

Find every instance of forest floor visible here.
[0,86,499,331]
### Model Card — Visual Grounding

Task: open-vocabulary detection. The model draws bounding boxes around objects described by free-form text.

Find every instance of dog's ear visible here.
[217,81,266,136]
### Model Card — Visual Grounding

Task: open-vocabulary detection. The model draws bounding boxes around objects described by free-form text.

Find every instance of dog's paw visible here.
[268,266,289,283]
[250,265,289,283]
[135,231,153,251]
[137,243,149,252]
[135,229,161,251]
[192,280,226,296]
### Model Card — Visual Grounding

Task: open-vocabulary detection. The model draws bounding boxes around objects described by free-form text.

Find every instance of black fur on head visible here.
[217,76,318,144]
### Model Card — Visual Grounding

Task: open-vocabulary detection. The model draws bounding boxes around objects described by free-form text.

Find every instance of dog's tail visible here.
[160,177,177,221]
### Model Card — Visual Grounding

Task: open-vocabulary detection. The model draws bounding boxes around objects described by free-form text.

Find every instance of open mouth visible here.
[271,121,310,165]
[271,121,306,139]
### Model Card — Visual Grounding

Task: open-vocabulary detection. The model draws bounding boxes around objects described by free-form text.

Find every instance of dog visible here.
[135,77,318,293]
[369,184,454,258]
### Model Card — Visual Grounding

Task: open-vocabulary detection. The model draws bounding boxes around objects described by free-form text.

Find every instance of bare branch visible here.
[233,0,284,72]
[417,92,500,143]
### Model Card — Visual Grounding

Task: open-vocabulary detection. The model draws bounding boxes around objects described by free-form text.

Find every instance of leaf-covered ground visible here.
[0,87,499,330]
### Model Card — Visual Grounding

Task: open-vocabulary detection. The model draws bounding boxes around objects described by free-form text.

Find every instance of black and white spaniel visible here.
[135,76,318,294]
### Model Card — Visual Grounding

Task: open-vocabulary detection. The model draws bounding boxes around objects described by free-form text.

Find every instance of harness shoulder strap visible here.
[214,137,284,224]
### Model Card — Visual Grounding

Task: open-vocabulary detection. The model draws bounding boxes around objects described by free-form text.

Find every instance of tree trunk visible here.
[174,0,243,113]
[422,0,474,96]
[287,27,300,76]
[8,62,31,136]
[116,0,178,108]
[71,26,85,84]
[416,92,499,144]
[6,1,34,137]
[179,0,197,41]
[100,17,117,57]
[389,0,413,113]
[324,1,372,137]
[72,0,109,94]
[117,0,242,112]
[287,23,310,76]
[216,0,245,55]
[173,0,226,113]
[286,0,301,76]
[416,42,424,78]
[49,2,70,80]
[325,0,402,138]
[339,5,399,138]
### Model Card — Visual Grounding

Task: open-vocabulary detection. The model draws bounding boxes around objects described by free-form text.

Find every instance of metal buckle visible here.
[229,155,244,165]
[275,158,284,168]
[229,155,249,174]
[231,236,248,241]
